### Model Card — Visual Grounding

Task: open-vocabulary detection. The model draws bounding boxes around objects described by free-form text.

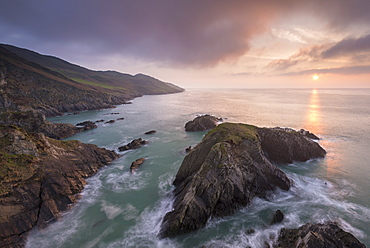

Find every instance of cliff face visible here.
[160,123,326,238]
[0,44,184,116]
[0,125,120,247]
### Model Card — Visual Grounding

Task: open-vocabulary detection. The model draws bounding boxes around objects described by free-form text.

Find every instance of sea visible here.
[26,88,370,248]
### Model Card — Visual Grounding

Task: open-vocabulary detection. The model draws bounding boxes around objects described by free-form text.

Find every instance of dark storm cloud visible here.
[322,34,370,59]
[1,0,370,67]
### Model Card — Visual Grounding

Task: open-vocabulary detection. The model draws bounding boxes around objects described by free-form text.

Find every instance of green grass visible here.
[205,123,258,145]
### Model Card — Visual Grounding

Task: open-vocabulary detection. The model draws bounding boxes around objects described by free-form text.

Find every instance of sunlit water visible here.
[26,88,370,247]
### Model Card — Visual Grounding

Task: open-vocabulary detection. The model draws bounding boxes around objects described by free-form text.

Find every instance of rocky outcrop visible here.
[118,138,148,152]
[130,158,145,173]
[258,128,326,164]
[274,222,366,248]
[184,115,222,132]
[0,110,93,140]
[271,210,284,225]
[75,121,97,130]
[145,130,156,135]
[0,124,120,247]
[160,123,326,238]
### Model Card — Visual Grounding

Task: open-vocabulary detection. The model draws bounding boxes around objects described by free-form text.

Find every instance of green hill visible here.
[0,44,184,116]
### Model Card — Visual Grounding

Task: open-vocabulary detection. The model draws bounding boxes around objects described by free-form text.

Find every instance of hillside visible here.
[0,44,184,116]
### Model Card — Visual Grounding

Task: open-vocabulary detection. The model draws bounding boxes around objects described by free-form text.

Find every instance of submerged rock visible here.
[145,130,157,135]
[159,123,326,238]
[118,138,148,151]
[0,124,120,247]
[184,115,222,132]
[274,222,366,248]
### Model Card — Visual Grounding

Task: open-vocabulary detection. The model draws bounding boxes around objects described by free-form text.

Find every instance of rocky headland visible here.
[0,124,120,247]
[0,110,95,140]
[160,122,326,238]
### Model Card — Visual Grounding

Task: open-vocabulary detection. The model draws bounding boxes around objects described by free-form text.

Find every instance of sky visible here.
[1,0,370,88]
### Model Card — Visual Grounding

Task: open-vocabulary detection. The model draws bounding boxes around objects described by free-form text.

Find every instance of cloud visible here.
[282,65,370,76]
[1,0,370,68]
[322,34,370,59]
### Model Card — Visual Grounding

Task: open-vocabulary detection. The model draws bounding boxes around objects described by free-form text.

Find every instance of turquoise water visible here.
[27,89,370,247]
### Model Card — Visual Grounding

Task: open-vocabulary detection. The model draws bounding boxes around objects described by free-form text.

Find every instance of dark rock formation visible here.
[0,110,88,140]
[271,210,284,225]
[76,121,97,130]
[94,119,105,123]
[159,123,327,238]
[145,130,156,135]
[299,128,320,140]
[185,146,192,153]
[274,222,366,248]
[258,128,326,164]
[118,138,148,152]
[0,124,120,247]
[130,158,145,173]
[117,117,125,121]
[105,120,115,124]
[184,115,222,132]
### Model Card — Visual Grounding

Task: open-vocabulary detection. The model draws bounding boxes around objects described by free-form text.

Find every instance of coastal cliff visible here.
[160,123,326,238]
[0,44,184,117]
[0,124,120,247]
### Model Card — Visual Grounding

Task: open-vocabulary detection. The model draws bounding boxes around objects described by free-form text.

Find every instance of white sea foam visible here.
[100,200,124,220]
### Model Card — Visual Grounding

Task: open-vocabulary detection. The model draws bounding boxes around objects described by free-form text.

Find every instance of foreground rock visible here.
[184,115,222,132]
[0,124,120,247]
[0,110,94,140]
[160,123,326,238]
[130,158,145,173]
[118,138,148,151]
[274,222,366,248]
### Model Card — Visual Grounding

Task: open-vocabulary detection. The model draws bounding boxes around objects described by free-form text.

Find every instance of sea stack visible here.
[159,123,326,238]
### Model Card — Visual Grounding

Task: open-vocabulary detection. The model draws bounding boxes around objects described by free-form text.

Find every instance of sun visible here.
[312,75,319,80]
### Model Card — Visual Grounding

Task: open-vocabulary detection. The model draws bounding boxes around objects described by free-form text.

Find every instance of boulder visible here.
[159,123,327,238]
[274,222,366,248]
[271,210,284,225]
[130,158,145,173]
[117,117,125,121]
[145,130,157,135]
[184,115,222,132]
[118,138,148,151]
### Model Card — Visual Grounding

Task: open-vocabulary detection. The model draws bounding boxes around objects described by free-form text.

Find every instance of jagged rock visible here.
[0,124,120,247]
[130,158,145,173]
[0,110,85,140]
[75,121,98,130]
[94,119,105,123]
[159,123,326,238]
[258,128,326,164]
[145,130,156,135]
[184,115,222,132]
[118,138,148,151]
[274,222,366,248]
[271,210,284,225]
[105,120,115,124]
